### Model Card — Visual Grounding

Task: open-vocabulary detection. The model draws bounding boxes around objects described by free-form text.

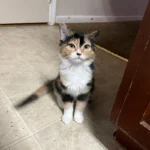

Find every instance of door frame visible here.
[110,1,150,123]
[48,0,57,25]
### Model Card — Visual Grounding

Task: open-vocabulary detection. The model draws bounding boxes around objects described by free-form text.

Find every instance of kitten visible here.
[16,24,99,124]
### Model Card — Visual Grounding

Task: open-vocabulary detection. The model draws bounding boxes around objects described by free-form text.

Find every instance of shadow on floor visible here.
[84,50,124,149]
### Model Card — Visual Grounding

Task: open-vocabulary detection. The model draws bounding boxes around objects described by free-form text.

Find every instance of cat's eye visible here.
[68,43,75,48]
[84,44,90,49]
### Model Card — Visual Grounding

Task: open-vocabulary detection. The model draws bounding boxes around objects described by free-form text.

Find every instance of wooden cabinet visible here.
[111,1,150,150]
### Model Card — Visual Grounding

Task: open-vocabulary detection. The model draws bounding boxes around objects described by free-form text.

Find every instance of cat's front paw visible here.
[62,115,72,124]
[74,113,84,124]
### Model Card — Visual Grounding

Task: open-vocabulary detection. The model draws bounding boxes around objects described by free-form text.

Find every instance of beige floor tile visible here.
[0,30,48,63]
[0,39,25,60]
[0,66,45,97]
[20,25,60,53]
[0,88,8,104]
[31,59,59,80]
[35,121,105,150]
[0,47,29,74]
[83,119,122,150]
[21,25,59,41]
[35,121,72,150]
[21,41,53,61]
[69,124,108,150]
[4,40,46,63]
[24,44,58,64]
[0,26,25,38]
[12,38,59,67]
[0,102,29,149]
[11,92,62,132]
[1,32,30,49]
[35,36,59,54]
[4,137,41,150]
[0,25,126,150]
[0,38,43,75]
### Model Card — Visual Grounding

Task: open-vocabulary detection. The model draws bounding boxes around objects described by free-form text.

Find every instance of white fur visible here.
[62,108,73,124]
[54,57,94,124]
[54,90,73,124]
[60,59,93,97]
[74,111,84,123]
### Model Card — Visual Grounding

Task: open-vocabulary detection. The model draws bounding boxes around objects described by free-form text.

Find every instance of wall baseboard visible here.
[56,15,142,23]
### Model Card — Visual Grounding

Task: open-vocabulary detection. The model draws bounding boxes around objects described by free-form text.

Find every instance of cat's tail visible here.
[15,81,54,108]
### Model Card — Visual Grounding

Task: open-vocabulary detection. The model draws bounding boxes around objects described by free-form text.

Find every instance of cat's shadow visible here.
[47,91,63,113]
[86,86,119,149]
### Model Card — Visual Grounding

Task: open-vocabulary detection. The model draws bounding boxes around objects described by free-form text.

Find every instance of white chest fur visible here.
[60,60,93,97]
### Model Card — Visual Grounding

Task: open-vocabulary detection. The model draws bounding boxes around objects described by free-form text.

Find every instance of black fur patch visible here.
[77,93,90,101]
[73,33,85,47]
[55,80,62,95]
[54,80,73,102]
[45,80,54,92]
[87,82,92,86]
[87,78,95,92]
[62,94,74,102]
[60,32,85,47]
[89,63,94,71]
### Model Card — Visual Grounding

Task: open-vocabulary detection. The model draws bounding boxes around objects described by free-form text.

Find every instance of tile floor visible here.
[0,25,127,150]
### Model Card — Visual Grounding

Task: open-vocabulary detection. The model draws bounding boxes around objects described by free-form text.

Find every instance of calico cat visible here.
[16,24,99,124]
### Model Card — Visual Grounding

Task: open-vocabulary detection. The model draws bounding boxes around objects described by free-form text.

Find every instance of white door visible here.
[0,0,49,24]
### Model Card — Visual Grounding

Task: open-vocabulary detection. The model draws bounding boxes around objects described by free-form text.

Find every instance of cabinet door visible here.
[0,0,49,24]
[111,1,150,149]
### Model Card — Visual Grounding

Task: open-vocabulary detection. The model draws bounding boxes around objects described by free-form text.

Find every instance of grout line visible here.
[0,88,44,150]
[32,136,44,150]
[0,88,33,150]
[0,87,10,103]
[7,89,35,99]
[32,120,61,135]
[0,135,32,150]
[0,87,62,150]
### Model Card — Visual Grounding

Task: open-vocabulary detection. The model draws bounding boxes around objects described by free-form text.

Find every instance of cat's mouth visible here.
[76,57,83,60]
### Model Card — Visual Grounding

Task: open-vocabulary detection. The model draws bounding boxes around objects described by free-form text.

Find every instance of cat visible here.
[16,24,99,124]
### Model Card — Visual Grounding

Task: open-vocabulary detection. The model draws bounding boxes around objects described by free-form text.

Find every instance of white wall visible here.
[56,0,149,23]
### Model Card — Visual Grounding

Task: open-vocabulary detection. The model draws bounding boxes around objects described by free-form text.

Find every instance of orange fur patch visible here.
[60,38,95,60]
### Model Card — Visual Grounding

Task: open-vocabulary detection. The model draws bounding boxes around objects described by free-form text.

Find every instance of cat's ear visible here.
[59,23,72,42]
[88,31,100,40]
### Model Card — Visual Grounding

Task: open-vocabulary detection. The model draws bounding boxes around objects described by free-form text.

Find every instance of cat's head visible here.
[59,23,99,64]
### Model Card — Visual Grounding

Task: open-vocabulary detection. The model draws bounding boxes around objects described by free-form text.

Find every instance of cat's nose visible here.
[76,53,82,56]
